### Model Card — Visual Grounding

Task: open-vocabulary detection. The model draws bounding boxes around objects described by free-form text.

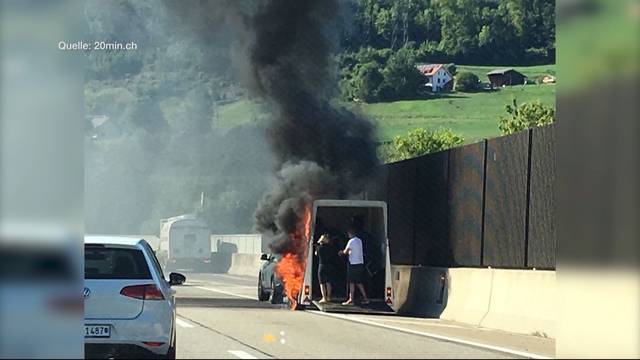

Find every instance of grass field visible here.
[217,64,556,143]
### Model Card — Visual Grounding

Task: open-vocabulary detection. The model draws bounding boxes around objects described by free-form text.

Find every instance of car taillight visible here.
[120,284,164,300]
[143,341,165,347]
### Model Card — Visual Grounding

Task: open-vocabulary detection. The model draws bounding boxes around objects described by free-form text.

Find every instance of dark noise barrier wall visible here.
[366,124,556,269]
[527,125,557,269]
[386,160,416,265]
[447,142,485,267]
[483,131,529,268]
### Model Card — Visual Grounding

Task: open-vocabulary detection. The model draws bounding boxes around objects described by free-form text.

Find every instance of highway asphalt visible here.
[172,273,552,359]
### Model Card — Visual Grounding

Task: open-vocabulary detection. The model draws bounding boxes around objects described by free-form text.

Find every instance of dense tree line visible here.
[338,0,555,103]
[341,0,555,65]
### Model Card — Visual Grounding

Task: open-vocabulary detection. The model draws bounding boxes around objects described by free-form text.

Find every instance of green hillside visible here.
[217,64,556,143]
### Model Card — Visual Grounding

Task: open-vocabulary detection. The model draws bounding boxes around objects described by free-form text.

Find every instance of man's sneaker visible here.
[360,299,371,305]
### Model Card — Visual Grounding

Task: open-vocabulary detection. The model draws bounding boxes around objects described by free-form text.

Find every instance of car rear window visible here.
[84,246,151,280]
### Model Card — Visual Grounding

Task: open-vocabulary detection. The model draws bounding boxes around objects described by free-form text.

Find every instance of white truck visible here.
[158,214,211,272]
[297,200,395,314]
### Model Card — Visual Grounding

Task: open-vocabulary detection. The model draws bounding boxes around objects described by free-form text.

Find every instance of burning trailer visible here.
[276,199,394,314]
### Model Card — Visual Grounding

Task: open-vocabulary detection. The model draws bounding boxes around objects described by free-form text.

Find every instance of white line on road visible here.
[195,286,256,300]
[228,350,258,359]
[175,317,194,328]
[187,280,255,289]
[365,317,479,329]
[308,311,552,359]
[218,274,257,282]
[206,281,256,290]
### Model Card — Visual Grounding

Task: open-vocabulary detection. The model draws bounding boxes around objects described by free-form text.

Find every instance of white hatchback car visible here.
[84,236,185,359]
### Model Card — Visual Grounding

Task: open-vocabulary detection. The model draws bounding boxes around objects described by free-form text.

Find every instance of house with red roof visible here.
[416,64,454,93]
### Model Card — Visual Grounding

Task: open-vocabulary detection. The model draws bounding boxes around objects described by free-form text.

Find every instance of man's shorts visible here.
[347,264,365,283]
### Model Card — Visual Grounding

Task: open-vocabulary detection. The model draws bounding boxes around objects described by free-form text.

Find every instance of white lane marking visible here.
[187,279,255,289]
[175,317,194,328]
[195,286,256,300]
[364,317,475,329]
[219,274,257,282]
[308,311,552,359]
[228,350,258,359]
[206,281,256,290]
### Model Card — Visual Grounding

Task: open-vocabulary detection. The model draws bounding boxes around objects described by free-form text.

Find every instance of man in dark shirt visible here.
[315,234,339,303]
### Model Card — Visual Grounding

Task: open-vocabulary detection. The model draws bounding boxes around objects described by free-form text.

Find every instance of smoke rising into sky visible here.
[82,0,379,248]
[83,0,274,236]
[231,0,380,254]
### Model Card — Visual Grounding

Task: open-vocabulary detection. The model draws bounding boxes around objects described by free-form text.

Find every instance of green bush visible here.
[446,63,457,76]
[339,46,424,103]
[384,128,464,162]
[378,46,424,101]
[498,99,555,135]
[455,71,480,92]
[354,61,385,102]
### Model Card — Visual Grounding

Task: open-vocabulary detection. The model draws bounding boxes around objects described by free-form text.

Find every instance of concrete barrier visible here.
[476,268,555,338]
[439,268,495,326]
[391,265,556,338]
[227,253,263,277]
[392,266,447,317]
[209,252,233,273]
[211,234,264,254]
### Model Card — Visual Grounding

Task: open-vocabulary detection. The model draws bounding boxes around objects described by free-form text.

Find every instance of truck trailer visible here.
[297,200,395,314]
[158,214,211,272]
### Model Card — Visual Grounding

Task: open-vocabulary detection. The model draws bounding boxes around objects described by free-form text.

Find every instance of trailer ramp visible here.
[311,299,395,315]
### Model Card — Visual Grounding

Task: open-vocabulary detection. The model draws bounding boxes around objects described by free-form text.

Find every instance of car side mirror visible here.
[260,253,269,261]
[169,272,186,286]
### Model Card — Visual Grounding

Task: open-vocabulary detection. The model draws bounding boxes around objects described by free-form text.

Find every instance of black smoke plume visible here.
[234,0,380,254]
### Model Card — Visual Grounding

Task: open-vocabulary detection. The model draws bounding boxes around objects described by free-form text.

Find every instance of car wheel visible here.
[258,273,270,301]
[270,277,283,304]
[164,327,176,359]
[165,343,176,359]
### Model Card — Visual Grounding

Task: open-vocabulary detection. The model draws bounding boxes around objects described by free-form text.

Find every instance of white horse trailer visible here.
[298,200,394,314]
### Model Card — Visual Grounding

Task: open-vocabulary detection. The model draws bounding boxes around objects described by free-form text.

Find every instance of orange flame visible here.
[275,204,312,309]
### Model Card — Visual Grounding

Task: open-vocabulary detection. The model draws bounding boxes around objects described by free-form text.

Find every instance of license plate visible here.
[84,325,111,338]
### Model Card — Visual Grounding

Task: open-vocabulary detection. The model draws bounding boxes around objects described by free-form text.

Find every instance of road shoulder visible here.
[308,311,554,359]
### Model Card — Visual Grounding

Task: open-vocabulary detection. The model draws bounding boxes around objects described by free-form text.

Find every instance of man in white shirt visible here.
[339,228,370,306]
